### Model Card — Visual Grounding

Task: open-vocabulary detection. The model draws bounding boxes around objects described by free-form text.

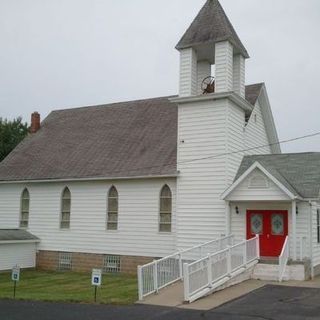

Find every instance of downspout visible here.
[309,200,314,279]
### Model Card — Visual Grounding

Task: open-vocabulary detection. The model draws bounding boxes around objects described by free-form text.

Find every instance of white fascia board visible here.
[258,85,281,154]
[170,92,254,113]
[0,239,40,244]
[0,173,178,185]
[221,161,296,200]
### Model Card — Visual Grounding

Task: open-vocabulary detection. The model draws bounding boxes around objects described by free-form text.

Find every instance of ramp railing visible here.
[279,236,289,282]
[137,234,234,300]
[183,235,259,303]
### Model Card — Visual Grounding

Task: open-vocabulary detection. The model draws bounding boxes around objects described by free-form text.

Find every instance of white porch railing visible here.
[183,235,259,303]
[279,236,289,282]
[137,234,234,300]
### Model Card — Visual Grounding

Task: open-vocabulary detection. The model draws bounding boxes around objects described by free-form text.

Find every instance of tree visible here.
[0,117,29,162]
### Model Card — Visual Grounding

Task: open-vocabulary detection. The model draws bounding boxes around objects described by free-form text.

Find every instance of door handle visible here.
[267,234,270,239]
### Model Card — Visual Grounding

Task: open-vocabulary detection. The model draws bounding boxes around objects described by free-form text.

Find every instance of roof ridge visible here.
[51,95,178,113]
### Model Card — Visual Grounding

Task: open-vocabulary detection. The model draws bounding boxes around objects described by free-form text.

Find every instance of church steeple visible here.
[176,0,248,98]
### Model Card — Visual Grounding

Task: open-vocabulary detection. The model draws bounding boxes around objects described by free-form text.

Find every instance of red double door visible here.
[246,210,288,257]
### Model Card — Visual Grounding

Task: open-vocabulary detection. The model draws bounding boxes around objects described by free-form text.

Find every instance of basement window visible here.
[58,252,72,271]
[103,255,121,273]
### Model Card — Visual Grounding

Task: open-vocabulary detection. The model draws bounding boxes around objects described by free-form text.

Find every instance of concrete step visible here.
[252,263,289,281]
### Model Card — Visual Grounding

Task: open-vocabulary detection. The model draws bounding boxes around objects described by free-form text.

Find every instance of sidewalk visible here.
[138,277,320,311]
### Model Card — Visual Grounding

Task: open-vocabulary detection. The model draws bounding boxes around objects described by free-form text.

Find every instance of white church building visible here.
[0,0,320,288]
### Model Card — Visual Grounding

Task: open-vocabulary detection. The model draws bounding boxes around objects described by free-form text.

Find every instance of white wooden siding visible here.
[215,41,233,93]
[233,54,245,98]
[0,243,37,270]
[225,169,291,201]
[177,98,231,249]
[0,178,176,258]
[244,100,271,154]
[179,48,198,97]
[226,100,245,185]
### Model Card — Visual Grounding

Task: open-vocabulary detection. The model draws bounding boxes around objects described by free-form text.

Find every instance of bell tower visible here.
[172,0,253,250]
[176,0,249,98]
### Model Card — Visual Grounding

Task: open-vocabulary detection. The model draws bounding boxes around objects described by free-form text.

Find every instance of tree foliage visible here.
[0,117,29,162]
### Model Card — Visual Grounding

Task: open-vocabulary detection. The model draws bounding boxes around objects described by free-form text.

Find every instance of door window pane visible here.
[251,213,263,235]
[271,214,284,235]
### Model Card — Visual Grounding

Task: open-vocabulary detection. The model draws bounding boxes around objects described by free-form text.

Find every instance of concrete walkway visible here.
[138,277,320,311]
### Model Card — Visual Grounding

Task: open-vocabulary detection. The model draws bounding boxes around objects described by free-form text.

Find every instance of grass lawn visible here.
[0,270,138,305]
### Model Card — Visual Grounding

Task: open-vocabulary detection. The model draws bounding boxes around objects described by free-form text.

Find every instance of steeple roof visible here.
[176,0,249,58]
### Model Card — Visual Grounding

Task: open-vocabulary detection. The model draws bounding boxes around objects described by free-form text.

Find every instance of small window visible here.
[107,186,118,230]
[20,188,30,228]
[317,209,320,244]
[159,185,172,232]
[61,187,71,229]
[58,252,72,271]
[103,255,121,273]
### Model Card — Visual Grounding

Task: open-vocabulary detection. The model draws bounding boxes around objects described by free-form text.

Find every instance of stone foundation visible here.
[36,250,153,274]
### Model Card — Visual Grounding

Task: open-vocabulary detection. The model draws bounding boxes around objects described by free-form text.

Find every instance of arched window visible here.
[107,186,118,230]
[61,187,71,229]
[159,185,172,232]
[20,188,30,228]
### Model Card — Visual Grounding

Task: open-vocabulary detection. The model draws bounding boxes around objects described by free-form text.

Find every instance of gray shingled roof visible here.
[176,0,249,58]
[0,86,262,182]
[245,83,264,105]
[0,229,39,242]
[235,153,320,199]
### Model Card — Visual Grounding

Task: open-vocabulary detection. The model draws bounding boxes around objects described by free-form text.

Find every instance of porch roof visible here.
[233,153,320,199]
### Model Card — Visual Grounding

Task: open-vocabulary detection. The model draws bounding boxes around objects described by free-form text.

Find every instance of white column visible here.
[292,200,297,260]
[233,54,246,98]
[179,48,198,97]
[197,60,211,95]
[226,201,231,236]
[215,41,233,93]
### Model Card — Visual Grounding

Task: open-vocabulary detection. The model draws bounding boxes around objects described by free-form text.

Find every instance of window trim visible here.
[20,188,30,229]
[60,187,71,230]
[159,184,172,233]
[107,185,118,231]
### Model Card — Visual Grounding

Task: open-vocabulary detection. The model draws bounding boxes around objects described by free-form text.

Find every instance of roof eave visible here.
[170,92,253,114]
[221,161,297,200]
[0,173,179,184]
[176,37,249,59]
[0,239,40,244]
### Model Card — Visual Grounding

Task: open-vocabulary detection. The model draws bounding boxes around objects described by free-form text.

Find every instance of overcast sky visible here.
[0,0,319,153]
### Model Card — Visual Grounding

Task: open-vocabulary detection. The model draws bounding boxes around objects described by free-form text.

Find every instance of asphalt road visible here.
[1,285,320,320]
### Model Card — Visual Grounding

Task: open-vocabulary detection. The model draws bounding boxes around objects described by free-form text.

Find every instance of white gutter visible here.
[0,173,179,185]
[0,239,40,244]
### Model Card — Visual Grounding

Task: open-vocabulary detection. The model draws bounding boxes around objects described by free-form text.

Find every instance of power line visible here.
[103,130,320,174]
[178,131,320,165]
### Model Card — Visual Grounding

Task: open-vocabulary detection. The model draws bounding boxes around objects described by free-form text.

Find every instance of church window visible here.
[107,186,118,230]
[20,188,30,228]
[317,209,320,244]
[159,185,172,232]
[61,187,71,229]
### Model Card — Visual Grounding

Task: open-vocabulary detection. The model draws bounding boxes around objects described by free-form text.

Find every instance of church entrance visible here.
[246,210,288,257]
